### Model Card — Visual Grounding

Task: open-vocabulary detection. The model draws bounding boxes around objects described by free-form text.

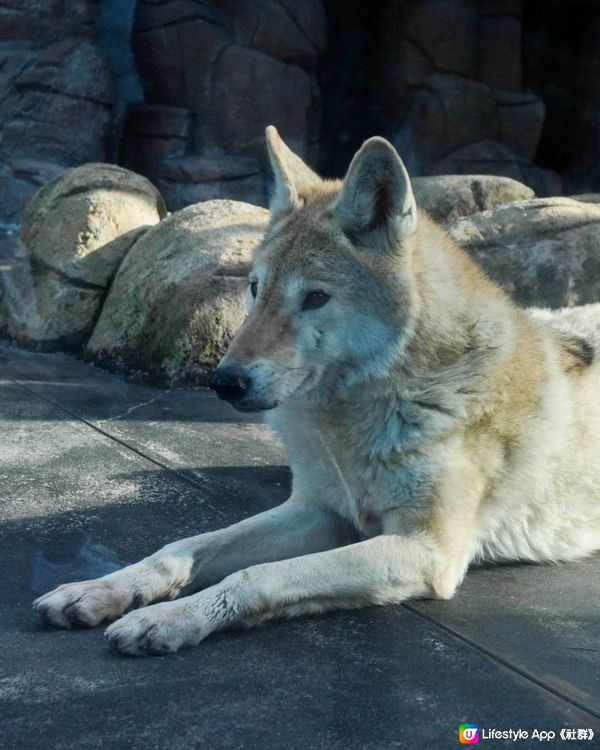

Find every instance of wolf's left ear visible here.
[265,125,321,216]
[334,137,417,251]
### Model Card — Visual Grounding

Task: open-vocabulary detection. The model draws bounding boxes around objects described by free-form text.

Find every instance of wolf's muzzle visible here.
[208,365,251,404]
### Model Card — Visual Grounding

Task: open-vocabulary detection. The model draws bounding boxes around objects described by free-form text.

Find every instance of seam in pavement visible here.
[402,602,600,722]
[10,378,230,520]
[10,376,600,721]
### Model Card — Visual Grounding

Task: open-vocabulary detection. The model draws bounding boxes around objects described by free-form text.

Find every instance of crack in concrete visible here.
[96,391,164,423]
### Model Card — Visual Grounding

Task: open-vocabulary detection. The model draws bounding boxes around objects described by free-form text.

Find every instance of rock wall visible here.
[0,0,117,258]
[320,0,557,195]
[122,0,326,210]
[2,0,600,261]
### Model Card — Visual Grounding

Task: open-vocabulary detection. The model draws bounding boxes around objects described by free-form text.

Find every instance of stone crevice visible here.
[275,1,320,58]
[26,255,106,291]
[15,82,113,108]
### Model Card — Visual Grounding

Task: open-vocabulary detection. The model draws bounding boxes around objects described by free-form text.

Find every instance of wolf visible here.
[34,126,600,655]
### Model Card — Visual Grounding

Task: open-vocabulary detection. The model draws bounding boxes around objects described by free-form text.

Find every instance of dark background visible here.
[1,0,599,256]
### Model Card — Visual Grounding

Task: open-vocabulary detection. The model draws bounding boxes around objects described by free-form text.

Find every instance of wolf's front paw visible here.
[105,601,207,656]
[33,578,129,629]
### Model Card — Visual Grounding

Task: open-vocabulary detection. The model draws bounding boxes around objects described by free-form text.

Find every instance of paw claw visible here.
[64,602,94,629]
[105,620,151,657]
[33,599,71,629]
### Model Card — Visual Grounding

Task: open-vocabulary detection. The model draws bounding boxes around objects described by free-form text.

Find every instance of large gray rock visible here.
[0,164,166,349]
[413,174,534,223]
[449,197,600,308]
[0,229,147,350]
[21,163,166,287]
[86,200,269,385]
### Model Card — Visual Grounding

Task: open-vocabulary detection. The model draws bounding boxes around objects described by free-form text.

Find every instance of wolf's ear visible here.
[334,137,417,251]
[265,125,321,216]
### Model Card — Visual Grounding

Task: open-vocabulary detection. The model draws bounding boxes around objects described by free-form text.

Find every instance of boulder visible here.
[412,174,534,223]
[449,197,600,308]
[0,164,166,348]
[0,229,147,349]
[21,163,166,286]
[86,200,269,385]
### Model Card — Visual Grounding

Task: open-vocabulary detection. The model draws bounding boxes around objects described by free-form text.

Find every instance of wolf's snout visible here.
[209,365,251,403]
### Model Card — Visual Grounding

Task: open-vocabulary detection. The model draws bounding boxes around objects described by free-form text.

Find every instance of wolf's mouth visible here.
[229,400,278,413]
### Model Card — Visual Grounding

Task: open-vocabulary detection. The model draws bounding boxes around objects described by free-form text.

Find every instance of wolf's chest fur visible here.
[269,387,461,536]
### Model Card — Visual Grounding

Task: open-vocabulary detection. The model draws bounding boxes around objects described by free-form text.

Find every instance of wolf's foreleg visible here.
[104,534,439,655]
[33,499,351,629]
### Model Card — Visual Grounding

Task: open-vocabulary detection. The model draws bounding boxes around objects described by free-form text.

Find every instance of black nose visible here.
[208,365,251,402]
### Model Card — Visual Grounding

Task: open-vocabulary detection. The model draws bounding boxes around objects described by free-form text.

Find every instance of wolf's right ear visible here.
[334,137,417,252]
[265,125,321,216]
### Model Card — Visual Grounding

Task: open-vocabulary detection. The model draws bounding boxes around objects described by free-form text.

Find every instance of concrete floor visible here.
[1,343,599,749]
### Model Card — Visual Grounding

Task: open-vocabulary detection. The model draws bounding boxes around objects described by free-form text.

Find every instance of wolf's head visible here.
[210,126,422,412]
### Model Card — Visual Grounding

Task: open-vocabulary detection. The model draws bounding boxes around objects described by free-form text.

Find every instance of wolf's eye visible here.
[302,290,330,311]
[249,281,258,299]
